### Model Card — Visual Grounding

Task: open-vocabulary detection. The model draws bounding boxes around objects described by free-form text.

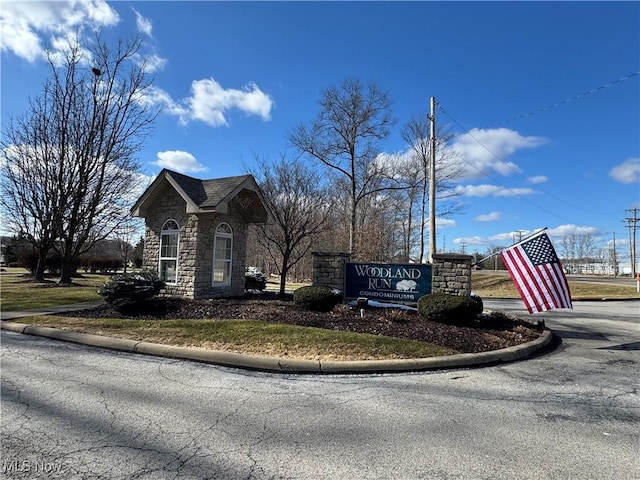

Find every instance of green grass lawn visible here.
[1,272,106,311]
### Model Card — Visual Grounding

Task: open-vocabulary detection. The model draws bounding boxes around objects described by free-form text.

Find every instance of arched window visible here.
[159,219,180,284]
[212,223,233,285]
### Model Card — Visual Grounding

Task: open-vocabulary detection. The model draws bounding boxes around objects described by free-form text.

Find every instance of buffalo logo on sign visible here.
[345,262,432,305]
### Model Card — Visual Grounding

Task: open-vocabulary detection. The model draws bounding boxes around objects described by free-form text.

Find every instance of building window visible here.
[159,219,179,284]
[213,223,233,286]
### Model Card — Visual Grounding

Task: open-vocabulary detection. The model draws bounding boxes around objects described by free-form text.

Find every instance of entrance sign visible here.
[345,262,432,305]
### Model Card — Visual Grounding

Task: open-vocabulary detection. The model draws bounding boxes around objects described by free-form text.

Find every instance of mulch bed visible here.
[66,293,543,354]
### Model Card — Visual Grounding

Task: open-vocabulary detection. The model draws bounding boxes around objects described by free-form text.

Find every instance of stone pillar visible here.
[312,252,351,292]
[431,253,473,296]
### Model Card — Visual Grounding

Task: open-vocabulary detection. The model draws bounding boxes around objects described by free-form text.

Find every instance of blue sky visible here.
[2,1,639,259]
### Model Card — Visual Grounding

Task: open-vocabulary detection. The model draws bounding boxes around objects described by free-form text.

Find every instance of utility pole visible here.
[624,208,638,278]
[428,96,436,262]
[612,232,618,277]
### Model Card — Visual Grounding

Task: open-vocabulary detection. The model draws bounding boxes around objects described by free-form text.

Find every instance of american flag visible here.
[500,231,573,314]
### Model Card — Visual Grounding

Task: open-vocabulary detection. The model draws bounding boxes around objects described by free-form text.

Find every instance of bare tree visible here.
[1,33,157,283]
[400,117,465,262]
[289,78,395,258]
[1,97,63,279]
[251,155,331,295]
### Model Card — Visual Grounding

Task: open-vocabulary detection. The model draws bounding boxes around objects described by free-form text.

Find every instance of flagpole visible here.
[474,227,548,266]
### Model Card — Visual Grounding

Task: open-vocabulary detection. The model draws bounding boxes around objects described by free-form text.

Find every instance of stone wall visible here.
[191,214,247,299]
[143,188,194,298]
[310,252,472,299]
[312,252,351,292]
[142,186,248,299]
[431,253,472,296]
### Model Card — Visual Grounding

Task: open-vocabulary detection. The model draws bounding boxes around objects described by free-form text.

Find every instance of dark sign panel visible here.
[345,262,432,305]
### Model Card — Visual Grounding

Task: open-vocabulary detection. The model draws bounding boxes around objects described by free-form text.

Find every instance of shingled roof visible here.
[131,168,270,222]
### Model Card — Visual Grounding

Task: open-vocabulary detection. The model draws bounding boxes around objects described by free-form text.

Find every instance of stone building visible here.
[131,168,270,299]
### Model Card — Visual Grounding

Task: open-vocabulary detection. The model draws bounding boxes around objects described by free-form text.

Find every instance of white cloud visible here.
[609,157,640,184]
[475,211,502,222]
[188,79,273,126]
[0,0,119,63]
[527,175,548,184]
[455,184,535,197]
[153,151,206,174]
[454,224,602,249]
[547,224,600,238]
[436,218,456,228]
[145,79,274,127]
[134,52,167,73]
[453,236,487,247]
[133,8,153,37]
[450,128,547,180]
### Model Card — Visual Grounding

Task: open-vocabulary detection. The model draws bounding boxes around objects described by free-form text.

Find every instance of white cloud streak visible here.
[133,8,153,37]
[450,128,547,180]
[153,150,206,174]
[475,211,502,222]
[527,175,548,184]
[1,1,167,72]
[145,79,274,127]
[455,184,535,197]
[188,79,273,126]
[609,157,640,184]
[0,0,119,62]
[455,224,601,248]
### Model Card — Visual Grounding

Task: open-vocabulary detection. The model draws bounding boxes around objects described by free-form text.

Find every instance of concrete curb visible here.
[1,320,555,374]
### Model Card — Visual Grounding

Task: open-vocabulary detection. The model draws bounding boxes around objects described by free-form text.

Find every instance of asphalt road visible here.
[1,300,638,480]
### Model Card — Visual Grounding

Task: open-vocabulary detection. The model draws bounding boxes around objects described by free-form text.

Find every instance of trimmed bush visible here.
[98,271,165,307]
[470,293,484,315]
[79,255,123,274]
[294,285,343,312]
[245,270,267,291]
[417,293,479,325]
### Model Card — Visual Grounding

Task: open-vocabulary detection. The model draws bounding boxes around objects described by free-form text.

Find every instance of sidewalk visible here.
[0,301,105,321]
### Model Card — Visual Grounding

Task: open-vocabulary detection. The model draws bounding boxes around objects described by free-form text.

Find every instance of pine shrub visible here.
[98,271,165,307]
[245,270,267,291]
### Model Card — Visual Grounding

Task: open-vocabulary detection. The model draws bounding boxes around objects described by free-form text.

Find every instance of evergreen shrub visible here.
[417,293,479,325]
[470,293,484,315]
[98,271,165,307]
[293,285,343,312]
[245,270,267,291]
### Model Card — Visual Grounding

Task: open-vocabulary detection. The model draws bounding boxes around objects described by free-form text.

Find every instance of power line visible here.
[623,208,638,278]
[493,72,640,127]
[437,104,584,223]
[438,103,612,217]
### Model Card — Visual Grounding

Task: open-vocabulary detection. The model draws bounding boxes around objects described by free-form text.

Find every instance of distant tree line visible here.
[1,235,144,276]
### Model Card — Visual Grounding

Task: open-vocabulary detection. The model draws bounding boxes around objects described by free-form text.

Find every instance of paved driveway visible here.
[1,300,638,479]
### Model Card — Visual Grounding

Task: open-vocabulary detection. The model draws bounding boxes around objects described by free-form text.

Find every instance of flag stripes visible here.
[500,232,573,314]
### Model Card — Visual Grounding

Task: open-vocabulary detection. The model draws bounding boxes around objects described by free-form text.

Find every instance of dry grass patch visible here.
[472,272,639,299]
[17,315,458,361]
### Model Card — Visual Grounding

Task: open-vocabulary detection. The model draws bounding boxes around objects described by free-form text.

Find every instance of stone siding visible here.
[311,252,351,292]
[142,187,249,299]
[431,253,472,296]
